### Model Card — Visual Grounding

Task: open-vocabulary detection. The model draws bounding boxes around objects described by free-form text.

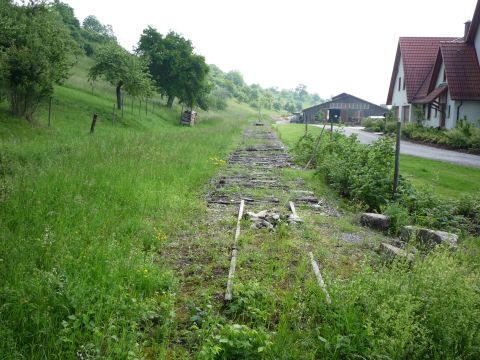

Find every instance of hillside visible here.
[0,56,269,358]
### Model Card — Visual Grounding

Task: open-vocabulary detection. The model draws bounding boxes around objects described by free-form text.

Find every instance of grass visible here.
[0,56,260,358]
[275,123,480,200]
[400,154,480,199]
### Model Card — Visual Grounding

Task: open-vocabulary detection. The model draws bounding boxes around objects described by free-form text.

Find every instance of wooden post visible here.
[224,200,245,302]
[112,104,116,125]
[234,200,245,246]
[48,97,52,127]
[225,249,237,302]
[308,252,331,304]
[90,114,98,134]
[393,120,401,198]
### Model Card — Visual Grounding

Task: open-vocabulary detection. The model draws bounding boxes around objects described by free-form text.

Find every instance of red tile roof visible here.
[440,42,480,100]
[400,37,455,103]
[387,37,455,104]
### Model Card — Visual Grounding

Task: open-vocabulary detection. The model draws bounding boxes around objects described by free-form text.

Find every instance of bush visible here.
[361,118,384,132]
[293,131,480,235]
[400,122,480,151]
[318,134,396,210]
[292,133,316,166]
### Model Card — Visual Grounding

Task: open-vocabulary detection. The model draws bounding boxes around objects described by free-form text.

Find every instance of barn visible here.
[302,93,386,124]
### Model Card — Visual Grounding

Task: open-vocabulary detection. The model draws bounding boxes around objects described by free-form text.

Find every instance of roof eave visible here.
[386,43,401,105]
[466,1,480,44]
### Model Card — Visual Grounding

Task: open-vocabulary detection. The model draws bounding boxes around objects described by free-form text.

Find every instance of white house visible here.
[387,1,480,128]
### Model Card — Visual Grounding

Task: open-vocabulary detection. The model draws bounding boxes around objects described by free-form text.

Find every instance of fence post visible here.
[393,120,402,198]
[48,97,52,127]
[90,114,98,133]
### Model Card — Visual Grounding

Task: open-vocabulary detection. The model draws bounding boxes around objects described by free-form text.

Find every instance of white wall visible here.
[445,93,456,129]
[475,25,480,64]
[391,54,410,121]
[458,101,480,125]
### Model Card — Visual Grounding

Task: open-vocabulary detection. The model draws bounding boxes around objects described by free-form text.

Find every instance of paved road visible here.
[313,125,480,168]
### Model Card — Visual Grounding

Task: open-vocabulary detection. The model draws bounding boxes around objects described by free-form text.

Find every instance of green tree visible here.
[225,70,245,87]
[137,27,211,109]
[82,15,115,40]
[89,42,153,109]
[177,53,211,110]
[0,0,75,121]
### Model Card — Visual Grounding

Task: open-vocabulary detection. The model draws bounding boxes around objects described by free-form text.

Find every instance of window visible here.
[398,77,402,91]
[443,70,447,83]
[403,78,406,90]
[402,105,410,123]
[447,105,451,119]
[434,107,438,118]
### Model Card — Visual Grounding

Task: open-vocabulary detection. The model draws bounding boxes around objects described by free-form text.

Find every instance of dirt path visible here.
[162,123,388,356]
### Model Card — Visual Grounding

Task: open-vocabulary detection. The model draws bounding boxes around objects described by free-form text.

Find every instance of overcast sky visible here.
[65,0,477,104]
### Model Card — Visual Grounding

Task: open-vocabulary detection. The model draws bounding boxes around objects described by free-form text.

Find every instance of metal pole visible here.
[393,120,401,198]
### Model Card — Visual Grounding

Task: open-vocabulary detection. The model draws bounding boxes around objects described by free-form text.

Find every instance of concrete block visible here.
[360,213,390,231]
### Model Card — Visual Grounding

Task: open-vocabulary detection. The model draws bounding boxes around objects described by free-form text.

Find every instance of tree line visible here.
[0,0,322,122]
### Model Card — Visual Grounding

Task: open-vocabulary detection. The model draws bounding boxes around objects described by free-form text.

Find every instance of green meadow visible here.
[0,57,258,357]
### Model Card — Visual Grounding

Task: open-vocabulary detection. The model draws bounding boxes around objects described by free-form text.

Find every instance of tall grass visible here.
[272,250,480,359]
[0,58,257,358]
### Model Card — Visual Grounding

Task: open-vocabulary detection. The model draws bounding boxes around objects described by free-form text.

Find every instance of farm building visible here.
[302,93,386,124]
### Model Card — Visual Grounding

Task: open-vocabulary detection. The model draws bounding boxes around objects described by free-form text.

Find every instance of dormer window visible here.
[443,70,447,83]
[398,77,402,91]
[403,78,406,90]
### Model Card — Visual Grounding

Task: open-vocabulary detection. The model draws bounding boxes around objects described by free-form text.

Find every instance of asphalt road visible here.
[313,125,480,168]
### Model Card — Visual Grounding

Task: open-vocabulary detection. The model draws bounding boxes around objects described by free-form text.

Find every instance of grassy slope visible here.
[275,123,480,199]
[0,57,261,358]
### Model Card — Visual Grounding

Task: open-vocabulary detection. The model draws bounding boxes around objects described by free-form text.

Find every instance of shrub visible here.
[361,118,384,132]
[292,131,480,235]
[318,134,396,210]
[292,133,316,166]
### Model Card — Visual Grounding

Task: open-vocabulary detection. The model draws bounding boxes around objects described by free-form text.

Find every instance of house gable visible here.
[387,38,455,105]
